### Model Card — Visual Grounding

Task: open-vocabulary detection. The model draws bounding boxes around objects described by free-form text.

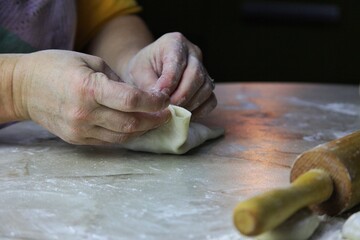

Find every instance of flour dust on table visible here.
[342,211,360,240]
[239,209,320,240]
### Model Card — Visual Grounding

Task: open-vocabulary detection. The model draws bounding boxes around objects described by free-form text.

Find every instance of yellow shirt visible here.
[76,0,141,50]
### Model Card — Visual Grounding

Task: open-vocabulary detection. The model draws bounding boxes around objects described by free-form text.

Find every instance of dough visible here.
[255,209,320,240]
[121,105,224,154]
[342,211,360,240]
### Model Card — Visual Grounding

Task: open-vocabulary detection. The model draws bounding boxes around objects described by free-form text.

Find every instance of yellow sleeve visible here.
[75,0,141,50]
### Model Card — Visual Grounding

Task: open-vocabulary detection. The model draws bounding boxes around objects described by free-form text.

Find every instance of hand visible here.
[123,32,217,119]
[13,50,171,145]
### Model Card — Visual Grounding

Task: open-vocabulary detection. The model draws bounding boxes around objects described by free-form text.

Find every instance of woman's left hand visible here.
[123,32,217,119]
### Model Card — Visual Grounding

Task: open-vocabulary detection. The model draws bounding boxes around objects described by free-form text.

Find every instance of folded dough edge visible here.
[121,105,224,154]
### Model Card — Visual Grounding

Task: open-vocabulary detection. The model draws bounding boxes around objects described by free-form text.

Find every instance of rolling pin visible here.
[233,130,360,236]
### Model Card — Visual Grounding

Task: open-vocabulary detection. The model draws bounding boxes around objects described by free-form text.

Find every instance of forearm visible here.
[85,14,153,81]
[0,54,26,123]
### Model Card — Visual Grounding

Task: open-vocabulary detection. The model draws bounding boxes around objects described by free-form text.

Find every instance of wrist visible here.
[85,15,153,83]
[0,53,30,123]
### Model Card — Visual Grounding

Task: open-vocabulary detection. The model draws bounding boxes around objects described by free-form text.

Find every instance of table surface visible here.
[1,83,359,240]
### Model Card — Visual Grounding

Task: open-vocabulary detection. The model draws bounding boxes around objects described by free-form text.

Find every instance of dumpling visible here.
[122,105,224,154]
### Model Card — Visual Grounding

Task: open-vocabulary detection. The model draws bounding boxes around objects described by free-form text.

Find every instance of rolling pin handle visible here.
[233,169,333,236]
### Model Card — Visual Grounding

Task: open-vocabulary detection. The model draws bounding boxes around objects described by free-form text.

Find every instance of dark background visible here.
[137,0,360,84]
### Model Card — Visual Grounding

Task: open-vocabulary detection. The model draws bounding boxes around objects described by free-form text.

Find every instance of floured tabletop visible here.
[1,83,359,239]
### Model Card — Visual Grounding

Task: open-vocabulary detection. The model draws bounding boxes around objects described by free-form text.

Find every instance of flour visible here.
[287,97,359,116]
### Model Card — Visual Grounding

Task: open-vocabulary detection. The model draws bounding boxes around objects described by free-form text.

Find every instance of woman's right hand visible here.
[12,50,171,145]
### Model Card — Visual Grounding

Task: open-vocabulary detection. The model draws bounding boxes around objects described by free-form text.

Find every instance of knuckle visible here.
[122,90,140,109]
[113,115,140,133]
[163,32,187,53]
[123,117,140,133]
[77,73,104,101]
[165,32,185,42]
[73,78,90,99]
[77,72,106,102]
[91,72,108,84]
[69,107,89,123]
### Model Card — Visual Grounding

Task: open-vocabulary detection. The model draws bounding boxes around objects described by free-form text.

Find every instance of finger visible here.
[59,132,109,146]
[91,107,171,133]
[169,55,207,106]
[80,138,110,146]
[130,65,159,91]
[188,43,203,62]
[93,74,170,113]
[152,44,188,95]
[191,93,217,119]
[89,126,145,144]
[184,75,214,111]
[81,54,121,82]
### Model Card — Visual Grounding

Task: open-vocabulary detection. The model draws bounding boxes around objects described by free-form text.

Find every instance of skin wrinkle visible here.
[170,56,205,106]
[14,55,33,121]
[4,58,17,120]
[93,73,117,109]
[154,44,163,77]
[122,114,139,133]
[177,96,187,106]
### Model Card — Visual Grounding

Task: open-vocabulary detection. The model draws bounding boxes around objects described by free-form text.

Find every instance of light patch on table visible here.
[303,130,354,142]
[287,97,359,116]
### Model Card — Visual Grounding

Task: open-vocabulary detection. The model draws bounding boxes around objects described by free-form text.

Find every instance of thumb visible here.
[93,73,170,113]
[82,54,122,82]
[82,55,170,112]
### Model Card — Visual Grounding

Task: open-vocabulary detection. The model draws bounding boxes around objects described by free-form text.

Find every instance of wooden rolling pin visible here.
[233,130,360,236]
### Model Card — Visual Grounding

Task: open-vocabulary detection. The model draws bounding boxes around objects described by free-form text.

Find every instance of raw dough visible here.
[342,211,360,240]
[254,209,320,240]
[121,105,224,154]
